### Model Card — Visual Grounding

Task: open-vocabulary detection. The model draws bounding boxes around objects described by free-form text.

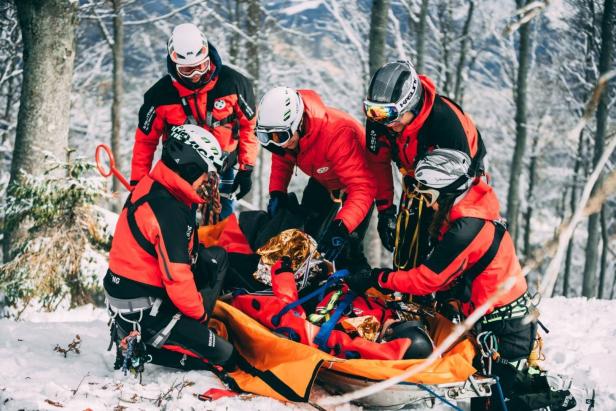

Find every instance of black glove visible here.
[347,267,394,295]
[345,266,377,295]
[267,191,288,216]
[317,219,350,262]
[231,167,253,199]
[377,206,397,252]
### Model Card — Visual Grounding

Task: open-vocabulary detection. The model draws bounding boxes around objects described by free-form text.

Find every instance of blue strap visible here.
[412,383,464,411]
[494,377,509,411]
[271,269,349,327]
[313,290,356,352]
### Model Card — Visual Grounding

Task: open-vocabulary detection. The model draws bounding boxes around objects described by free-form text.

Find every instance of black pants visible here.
[471,317,570,411]
[301,177,373,241]
[113,246,235,369]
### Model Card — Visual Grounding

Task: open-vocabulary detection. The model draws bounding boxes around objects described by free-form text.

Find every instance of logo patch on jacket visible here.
[139,105,156,134]
[317,166,329,174]
[214,99,226,109]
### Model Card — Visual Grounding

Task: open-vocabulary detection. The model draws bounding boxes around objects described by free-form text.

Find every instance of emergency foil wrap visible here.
[253,229,322,286]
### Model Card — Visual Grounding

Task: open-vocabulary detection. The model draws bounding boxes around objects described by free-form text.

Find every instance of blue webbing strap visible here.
[313,290,357,352]
[413,383,464,411]
[271,269,350,327]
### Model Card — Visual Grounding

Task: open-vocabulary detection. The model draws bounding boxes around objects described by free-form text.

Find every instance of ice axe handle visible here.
[95,144,132,191]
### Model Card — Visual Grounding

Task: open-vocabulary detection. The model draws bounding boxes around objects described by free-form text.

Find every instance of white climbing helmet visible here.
[255,87,305,147]
[167,23,210,79]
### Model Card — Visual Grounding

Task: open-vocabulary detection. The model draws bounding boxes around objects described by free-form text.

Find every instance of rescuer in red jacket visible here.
[345,149,576,411]
[130,23,257,219]
[255,87,376,262]
[105,125,236,370]
[364,60,486,268]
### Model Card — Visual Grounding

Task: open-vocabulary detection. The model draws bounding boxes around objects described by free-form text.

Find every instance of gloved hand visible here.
[346,267,394,295]
[231,166,253,199]
[317,219,350,262]
[377,206,397,252]
[345,266,377,295]
[267,191,288,216]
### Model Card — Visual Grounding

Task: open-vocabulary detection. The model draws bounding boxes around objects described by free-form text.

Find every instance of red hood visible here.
[400,75,437,139]
[149,161,204,207]
[448,181,501,222]
[297,89,328,151]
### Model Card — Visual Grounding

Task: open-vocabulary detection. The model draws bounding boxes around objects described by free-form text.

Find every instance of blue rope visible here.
[413,383,464,411]
[493,377,509,411]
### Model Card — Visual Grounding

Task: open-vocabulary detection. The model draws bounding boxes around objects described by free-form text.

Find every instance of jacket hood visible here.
[149,161,204,207]
[399,75,437,139]
[448,180,501,222]
[168,42,223,95]
[297,89,328,152]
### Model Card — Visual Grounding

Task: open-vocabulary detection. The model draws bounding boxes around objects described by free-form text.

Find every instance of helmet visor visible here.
[413,184,440,207]
[256,128,293,147]
[176,56,211,78]
[363,101,401,125]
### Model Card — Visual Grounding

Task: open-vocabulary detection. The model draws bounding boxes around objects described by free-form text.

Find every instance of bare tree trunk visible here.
[437,1,452,94]
[245,0,260,207]
[506,0,533,249]
[582,0,614,298]
[598,206,609,298]
[453,0,474,103]
[368,0,390,77]
[228,0,241,65]
[415,0,429,73]
[111,0,124,211]
[522,133,539,261]
[2,76,16,145]
[562,131,585,296]
[4,0,78,262]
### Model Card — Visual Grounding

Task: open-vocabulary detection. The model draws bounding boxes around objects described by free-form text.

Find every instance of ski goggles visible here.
[413,184,440,207]
[363,101,405,125]
[176,56,211,79]
[255,127,293,147]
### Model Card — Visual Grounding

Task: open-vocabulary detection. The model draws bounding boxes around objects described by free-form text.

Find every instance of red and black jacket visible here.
[377,181,528,316]
[269,90,376,233]
[130,44,257,184]
[106,161,208,322]
[366,76,484,212]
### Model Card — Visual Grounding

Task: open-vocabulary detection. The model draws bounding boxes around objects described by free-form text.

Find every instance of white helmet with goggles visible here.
[255,87,304,147]
[413,148,473,206]
[167,23,211,82]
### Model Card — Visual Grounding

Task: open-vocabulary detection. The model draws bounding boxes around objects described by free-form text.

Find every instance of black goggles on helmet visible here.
[255,127,293,147]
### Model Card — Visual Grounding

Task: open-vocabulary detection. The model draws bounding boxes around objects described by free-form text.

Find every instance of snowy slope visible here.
[0,298,613,410]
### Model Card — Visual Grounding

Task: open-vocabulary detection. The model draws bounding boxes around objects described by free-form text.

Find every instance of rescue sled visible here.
[201,213,497,409]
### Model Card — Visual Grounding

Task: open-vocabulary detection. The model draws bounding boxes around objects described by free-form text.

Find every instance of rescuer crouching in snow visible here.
[105,125,237,374]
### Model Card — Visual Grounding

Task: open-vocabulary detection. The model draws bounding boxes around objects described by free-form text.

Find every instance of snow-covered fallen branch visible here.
[502,0,550,36]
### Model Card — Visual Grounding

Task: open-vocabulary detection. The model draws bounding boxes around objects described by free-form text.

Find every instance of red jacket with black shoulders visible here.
[130,44,257,184]
[269,90,376,233]
[107,161,207,322]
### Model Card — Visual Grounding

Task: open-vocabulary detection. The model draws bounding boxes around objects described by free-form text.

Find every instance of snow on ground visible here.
[0,298,613,410]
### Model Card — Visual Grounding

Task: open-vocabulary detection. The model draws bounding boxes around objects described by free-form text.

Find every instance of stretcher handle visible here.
[96,144,132,191]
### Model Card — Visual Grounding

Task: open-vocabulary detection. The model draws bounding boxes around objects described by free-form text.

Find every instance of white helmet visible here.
[163,125,225,182]
[415,149,473,190]
[255,87,304,147]
[167,23,209,66]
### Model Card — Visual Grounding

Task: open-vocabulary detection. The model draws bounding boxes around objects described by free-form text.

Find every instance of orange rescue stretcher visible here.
[203,216,496,409]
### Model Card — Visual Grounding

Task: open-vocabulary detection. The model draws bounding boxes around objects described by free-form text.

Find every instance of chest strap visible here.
[180,96,238,129]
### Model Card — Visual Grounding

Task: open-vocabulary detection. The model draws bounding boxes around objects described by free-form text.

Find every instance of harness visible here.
[180,94,239,135]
